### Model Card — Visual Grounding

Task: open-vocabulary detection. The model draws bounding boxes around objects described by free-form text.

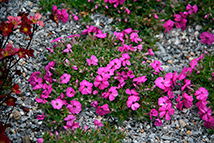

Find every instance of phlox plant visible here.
[30,25,166,141]
[0,4,70,142]
[149,52,214,131]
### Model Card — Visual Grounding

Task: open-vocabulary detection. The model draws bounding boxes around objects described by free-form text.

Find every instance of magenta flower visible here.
[120,53,131,67]
[94,119,103,130]
[51,37,62,43]
[60,73,71,84]
[45,61,55,71]
[130,33,142,43]
[79,80,93,95]
[186,4,198,15]
[106,86,118,101]
[133,76,147,86]
[125,88,139,96]
[163,20,174,34]
[91,101,98,107]
[176,94,183,111]
[96,104,110,116]
[63,44,73,53]
[94,75,109,90]
[127,70,135,79]
[108,58,121,71]
[167,90,175,99]
[37,138,44,143]
[194,87,209,101]
[51,99,63,110]
[127,95,140,110]
[204,116,214,129]
[174,14,187,31]
[67,100,82,114]
[72,13,79,21]
[150,109,158,120]
[197,103,212,122]
[150,60,163,73]
[154,118,163,126]
[118,44,131,53]
[181,79,191,91]
[35,97,48,104]
[31,76,43,90]
[182,93,193,108]
[158,96,170,107]
[57,9,69,23]
[87,55,98,66]
[37,113,46,120]
[200,32,214,45]
[114,31,125,43]
[155,77,165,90]
[124,8,131,15]
[64,115,76,126]
[159,103,175,120]
[66,87,75,97]
[95,33,107,38]
[63,121,80,131]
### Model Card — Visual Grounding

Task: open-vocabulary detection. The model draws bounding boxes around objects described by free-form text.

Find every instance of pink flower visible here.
[130,33,142,43]
[124,8,131,15]
[145,49,154,56]
[72,13,79,21]
[94,75,109,90]
[79,80,93,95]
[159,103,175,120]
[94,119,103,130]
[182,93,193,108]
[51,99,63,110]
[63,44,73,53]
[154,118,163,126]
[150,60,163,73]
[67,100,82,114]
[181,79,191,91]
[118,44,131,53]
[176,94,183,111]
[163,20,174,34]
[87,55,98,66]
[64,121,80,131]
[45,61,55,71]
[127,96,140,110]
[120,53,131,67]
[29,13,44,27]
[167,90,175,99]
[114,31,125,43]
[197,103,212,122]
[31,77,43,90]
[186,4,198,15]
[37,113,46,120]
[150,109,158,120]
[67,34,80,39]
[106,86,118,101]
[96,104,110,116]
[58,9,69,23]
[153,14,159,19]
[125,88,139,96]
[64,115,76,126]
[194,87,209,101]
[37,138,44,143]
[66,87,75,97]
[204,116,214,129]
[60,73,71,84]
[127,70,135,79]
[91,101,98,107]
[158,96,171,107]
[200,32,214,45]
[174,14,187,31]
[108,58,121,71]
[6,16,21,28]
[95,33,107,38]
[133,76,147,86]
[51,37,62,43]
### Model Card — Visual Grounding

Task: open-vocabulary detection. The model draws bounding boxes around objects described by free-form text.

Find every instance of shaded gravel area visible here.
[0,0,214,142]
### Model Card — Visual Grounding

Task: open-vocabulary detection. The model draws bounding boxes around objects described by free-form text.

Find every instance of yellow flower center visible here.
[23,27,28,32]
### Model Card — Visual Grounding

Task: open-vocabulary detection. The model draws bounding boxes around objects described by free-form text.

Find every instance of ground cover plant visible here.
[1,0,214,142]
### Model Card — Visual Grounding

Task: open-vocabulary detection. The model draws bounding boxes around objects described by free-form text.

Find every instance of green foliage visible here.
[42,120,126,143]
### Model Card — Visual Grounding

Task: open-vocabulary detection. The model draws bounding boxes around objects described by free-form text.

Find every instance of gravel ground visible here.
[0,0,214,142]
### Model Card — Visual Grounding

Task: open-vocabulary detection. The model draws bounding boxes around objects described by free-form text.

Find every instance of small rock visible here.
[167,60,173,64]
[179,119,186,128]
[13,110,22,120]
[186,130,191,135]
[195,25,202,31]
